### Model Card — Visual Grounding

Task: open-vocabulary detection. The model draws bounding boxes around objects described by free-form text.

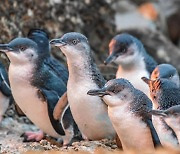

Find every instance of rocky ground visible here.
[1,117,180,154]
[0,105,119,153]
[1,106,180,154]
[0,114,118,153]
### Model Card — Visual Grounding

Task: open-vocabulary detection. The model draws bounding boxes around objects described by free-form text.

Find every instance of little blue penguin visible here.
[87,78,161,150]
[142,77,179,147]
[0,36,78,145]
[26,29,81,144]
[150,105,180,143]
[104,33,157,96]
[50,32,116,140]
[0,61,13,122]
[151,64,179,87]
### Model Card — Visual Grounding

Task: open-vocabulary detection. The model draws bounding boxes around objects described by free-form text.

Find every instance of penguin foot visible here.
[21,130,44,142]
[63,135,83,146]
[45,136,63,147]
[82,133,89,141]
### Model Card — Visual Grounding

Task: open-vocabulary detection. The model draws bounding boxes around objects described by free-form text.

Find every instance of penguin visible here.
[50,32,116,140]
[150,64,179,87]
[27,29,68,84]
[142,77,179,147]
[0,61,13,122]
[26,29,81,144]
[150,105,180,143]
[0,37,79,145]
[87,78,161,150]
[104,33,157,96]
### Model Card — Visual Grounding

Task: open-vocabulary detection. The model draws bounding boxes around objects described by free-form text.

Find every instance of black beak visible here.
[149,110,167,117]
[87,88,109,97]
[104,52,116,65]
[0,44,14,52]
[141,77,151,85]
[50,39,67,47]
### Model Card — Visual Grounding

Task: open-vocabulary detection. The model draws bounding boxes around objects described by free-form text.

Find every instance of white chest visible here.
[9,64,60,138]
[108,105,154,150]
[67,79,115,140]
[152,116,179,147]
[116,67,150,96]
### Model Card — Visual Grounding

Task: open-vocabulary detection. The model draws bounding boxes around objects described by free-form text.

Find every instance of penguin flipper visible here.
[44,58,69,85]
[37,89,65,136]
[53,92,68,120]
[146,119,161,148]
[0,72,11,96]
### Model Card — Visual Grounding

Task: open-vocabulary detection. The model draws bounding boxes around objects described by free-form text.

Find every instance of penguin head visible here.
[88,78,135,107]
[104,33,145,66]
[28,29,51,57]
[0,38,39,65]
[142,77,179,109]
[151,64,179,87]
[142,77,161,99]
[150,105,180,118]
[50,32,90,58]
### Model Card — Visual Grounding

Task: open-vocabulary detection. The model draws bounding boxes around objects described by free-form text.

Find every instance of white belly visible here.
[0,92,10,122]
[67,79,115,140]
[108,105,154,150]
[9,64,60,138]
[116,68,150,97]
[152,116,178,147]
[165,116,180,143]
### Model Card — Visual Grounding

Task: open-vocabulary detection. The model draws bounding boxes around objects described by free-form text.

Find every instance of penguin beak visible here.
[0,44,14,52]
[104,53,117,65]
[141,77,151,85]
[149,110,167,117]
[50,39,67,47]
[87,88,109,97]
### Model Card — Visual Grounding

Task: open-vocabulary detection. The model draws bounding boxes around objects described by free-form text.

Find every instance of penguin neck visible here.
[117,56,145,72]
[116,57,147,81]
[66,53,97,82]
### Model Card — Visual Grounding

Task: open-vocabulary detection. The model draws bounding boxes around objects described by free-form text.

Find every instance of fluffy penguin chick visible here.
[50,32,116,140]
[150,64,179,87]
[0,38,76,145]
[104,33,157,97]
[150,105,180,143]
[142,77,179,147]
[88,78,161,150]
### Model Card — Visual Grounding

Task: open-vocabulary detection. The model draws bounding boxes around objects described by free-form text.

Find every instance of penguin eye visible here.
[19,46,27,51]
[72,39,78,45]
[121,48,126,53]
[108,87,116,93]
[169,75,173,78]
[111,89,116,93]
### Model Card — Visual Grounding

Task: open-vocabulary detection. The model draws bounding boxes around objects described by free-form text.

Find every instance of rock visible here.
[0,0,116,67]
